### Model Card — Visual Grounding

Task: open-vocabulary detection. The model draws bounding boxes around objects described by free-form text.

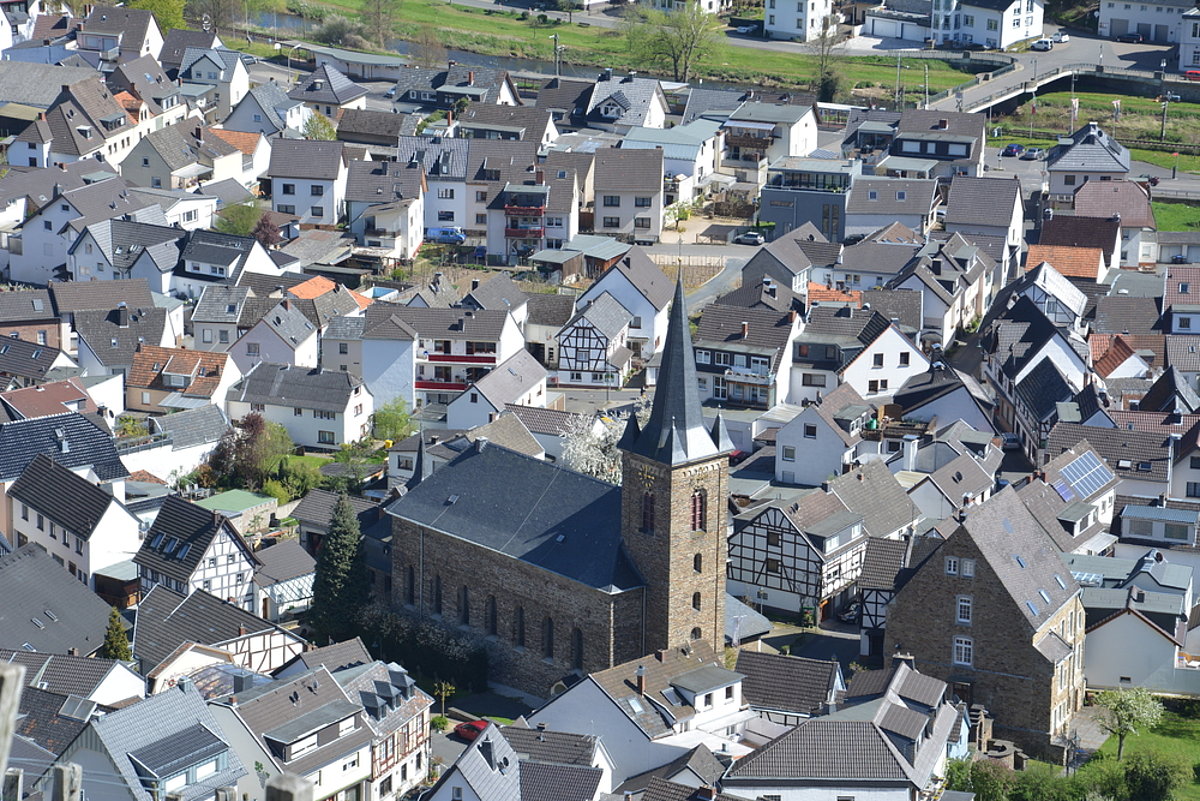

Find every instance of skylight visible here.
[1026,601,1039,616]
[1039,589,1051,604]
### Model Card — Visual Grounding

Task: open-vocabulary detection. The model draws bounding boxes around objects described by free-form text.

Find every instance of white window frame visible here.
[953,636,973,666]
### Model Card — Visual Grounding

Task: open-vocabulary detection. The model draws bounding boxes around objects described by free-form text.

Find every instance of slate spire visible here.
[622,278,730,466]
[405,433,434,492]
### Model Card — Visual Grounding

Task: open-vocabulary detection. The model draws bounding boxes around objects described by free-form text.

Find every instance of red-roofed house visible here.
[1025,245,1107,282]
[0,378,97,420]
[1093,335,1150,380]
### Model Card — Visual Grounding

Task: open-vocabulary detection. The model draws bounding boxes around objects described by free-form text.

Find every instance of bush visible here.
[1123,750,1190,801]
[431,715,449,732]
[262,479,290,506]
[357,604,490,693]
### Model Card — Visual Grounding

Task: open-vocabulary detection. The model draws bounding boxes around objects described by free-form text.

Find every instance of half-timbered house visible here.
[133,495,261,611]
[556,292,634,387]
[856,537,945,658]
[132,584,308,676]
[728,492,868,620]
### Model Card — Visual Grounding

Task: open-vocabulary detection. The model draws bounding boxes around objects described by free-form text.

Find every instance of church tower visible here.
[619,279,733,656]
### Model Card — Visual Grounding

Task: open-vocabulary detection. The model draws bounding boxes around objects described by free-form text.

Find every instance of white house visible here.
[943,175,1025,253]
[839,323,931,399]
[1100,0,1190,42]
[8,453,142,590]
[446,349,549,430]
[1046,122,1131,202]
[345,159,426,262]
[576,250,672,358]
[178,47,249,120]
[267,139,349,226]
[132,495,262,612]
[931,0,1044,48]
[774,383,872,486]
[556,292,634,389]
[222,82,309,137]
[230,300,318,375]
[722,102,818,168]
[764,0,834,40]
[227,363,373,450]
[171,229,295,300]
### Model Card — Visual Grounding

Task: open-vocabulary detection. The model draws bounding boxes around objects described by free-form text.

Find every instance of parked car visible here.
[1000,432,1021,451]
[1021,147,1045,160]
[1002,143,1025,157]
[735,24,757,33]
[734,230,766,245]
[1187,70,1200,81]
[1031,38,1053,51]
[1052,31,1070,42]
[1164,92,1182,102]
[385,86,397,98]
[454,720,489,741]
[426,226,467,244]
[838,601,861,624]
[1115,32,1144,42]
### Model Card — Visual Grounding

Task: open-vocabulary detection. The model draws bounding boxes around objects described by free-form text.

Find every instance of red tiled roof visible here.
[807,282,862,306]
[1094,335,1136,378]
[0,378,96,419]
[1026,244,1104,279]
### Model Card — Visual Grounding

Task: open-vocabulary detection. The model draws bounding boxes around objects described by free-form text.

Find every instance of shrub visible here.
[1122,750,1190,801]
[262,479,290,506]
[431,715,449,732]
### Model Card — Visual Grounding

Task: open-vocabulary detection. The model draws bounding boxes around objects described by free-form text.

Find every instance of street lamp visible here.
[548,33,565,77]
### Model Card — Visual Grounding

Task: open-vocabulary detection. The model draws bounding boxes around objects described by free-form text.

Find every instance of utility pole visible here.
[50,765,81,801]
[924,62,929,109]
[549,33,560,77]
[1161,99,1170,142]
[895,52,902,109]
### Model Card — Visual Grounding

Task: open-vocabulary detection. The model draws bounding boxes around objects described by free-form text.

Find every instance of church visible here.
[386,280,734,695]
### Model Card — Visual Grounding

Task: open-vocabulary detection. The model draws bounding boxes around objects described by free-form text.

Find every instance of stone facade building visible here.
[884,487,1086,758]
[387,280,733,695]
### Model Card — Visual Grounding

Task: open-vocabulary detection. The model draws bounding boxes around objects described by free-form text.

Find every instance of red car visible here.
[454,720,489,741]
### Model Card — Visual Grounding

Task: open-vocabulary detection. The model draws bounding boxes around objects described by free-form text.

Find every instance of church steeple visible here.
[619,277,729,656]
[620,278,732,465]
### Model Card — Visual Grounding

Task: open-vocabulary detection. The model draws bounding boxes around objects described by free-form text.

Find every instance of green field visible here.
[1094,711,1200,801]
[272,0,980,91]
[1154,201,1200,231]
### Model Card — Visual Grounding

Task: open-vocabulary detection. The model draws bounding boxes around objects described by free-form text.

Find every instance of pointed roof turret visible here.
[622,279,731,466]
[405,433,434,492]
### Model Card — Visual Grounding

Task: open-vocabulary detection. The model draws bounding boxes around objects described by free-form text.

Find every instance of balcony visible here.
[506,227,545,239]
[725,367,773,386]
[415,380,469,391]
[724,133,774,150]
[423,352,497,364]
[504,204,545,215]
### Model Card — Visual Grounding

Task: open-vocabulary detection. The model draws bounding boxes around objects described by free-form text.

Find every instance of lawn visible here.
[280,453,332,470]
[1154,201,1200,231]
[1094,710,1200,801]
[289,0,979,90]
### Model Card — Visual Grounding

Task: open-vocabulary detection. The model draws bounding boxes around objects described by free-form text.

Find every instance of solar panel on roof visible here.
[1060,451,1114,498]
[1053,480,1075,502]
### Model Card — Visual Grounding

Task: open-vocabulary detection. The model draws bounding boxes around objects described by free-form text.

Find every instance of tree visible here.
[313,14,368,48]
[324,440,380,494]
[361,0,401,48]
[303,112,338,141]
[626,2,721,82]
[309,493,370,641]
[412,24,447,69]
[1122,750,1189,801]
[810,14,842,102]
[1096,687,1165,761]
[432,680,456,717]
[99,606,133,661]
[216,202,263,237]
[560,396,650,484]
[373,397,416,442]
[251,214,282,248]
[968,760,1015,801]
[209,413,295,491]
[185,0,243,32]
[131,0,186,31]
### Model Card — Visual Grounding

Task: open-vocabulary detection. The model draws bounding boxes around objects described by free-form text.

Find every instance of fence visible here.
[989,124,1200,156]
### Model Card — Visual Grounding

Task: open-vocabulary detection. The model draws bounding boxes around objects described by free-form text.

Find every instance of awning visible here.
[724,120,776,131]
[159,392,212,409]
[171,163,210,179]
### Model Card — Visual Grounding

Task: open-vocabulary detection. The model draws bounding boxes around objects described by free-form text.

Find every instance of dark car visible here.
[838,601,861,624]
[1115,32,1144,42]
[1002,143,1025,157]
[454,720,489,741]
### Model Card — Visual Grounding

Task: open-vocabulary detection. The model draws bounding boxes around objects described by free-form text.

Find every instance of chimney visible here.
[536,722,547,741]
[635,664,646,695]
[937,118,949,129]
[891,651,916,671]
[740,321,749,338]
[536,168,545,185]
[194,125,203,142]
[602,67,613,81]
[479,739,495,770]
[116,301,129,328]
[67,647,79,656]
[788,309,797,323]
[176,675,192,694]
[467,70,475,85]
[902,434,919,472]
[238,625,247,636]
[471,278,480,291]
[696,789,716,801]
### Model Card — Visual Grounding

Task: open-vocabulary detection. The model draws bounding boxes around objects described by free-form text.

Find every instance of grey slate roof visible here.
[0,290,54,323]
[288,64,367,105]
[253,540,315,586]
[566,292,632,340]
[84,682,245,801]
[943,175,1021,227]
[0,62,97,109]
[1015,358,1073,423]
[268,139,346,181]
[256,301,317,348]
[337,108,406,142]
[520,761,603,801]
[1047,121,1131,174]
[15,685,92,756]
[192,285,252,324]
[50,278,155,314]
[73,305,167,368]
[1046,425,1172,483]
[0,336,65,382]
[499,725,597,766]
[151,404,230,449]
[0,649,127,699]
[0,545,115,655]
[728,719,909,780]
[846,178,937,216]
[735,650,838,716]
[958,486,1082,628]
[830,460,919,538]
[619,280,731,467]
[0,412,127,482]
[133,584,276,673]
[386,440,640,592]
[463,273,527,313]
[504,404,588,436]
[133,495,258,589]
[859,537,911,591]
[469,350,547,410]
[593,147,664,194]
[585,73,664,127]
[234,82,301,133]
[70,218,186,275]
[344,158,424,204]
[9,454,117,540]
[695,304,795,374]
[229,362,365,413]
[275,637,373,676]
[384,306,509,342]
